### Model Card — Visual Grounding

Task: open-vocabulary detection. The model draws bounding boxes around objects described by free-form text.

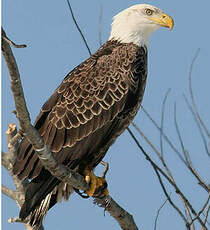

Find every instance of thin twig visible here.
[190,195,210,225]
[2,27,31,128]
[153,168,190,229]
[8,217,25,224]
[188,48,210,139]
[98,4,103,46]
[175,99,209,192]
[185,209,195,230]
[174,103,189,164]
[141,106,187,165]
[180,194,196,230]
[131,122,173,179]
[171,103,197,230]
[183,95,210,157]
[66,0,91,56]
[154,197,169,230]
[160,88,171,158]
[1,28,27,48]
[203,205,210,227]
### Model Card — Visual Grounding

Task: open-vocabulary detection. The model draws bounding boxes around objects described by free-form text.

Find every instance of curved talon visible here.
[83,167,109,198]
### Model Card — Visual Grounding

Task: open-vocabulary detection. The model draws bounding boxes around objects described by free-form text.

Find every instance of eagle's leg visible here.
[83,166,109,197]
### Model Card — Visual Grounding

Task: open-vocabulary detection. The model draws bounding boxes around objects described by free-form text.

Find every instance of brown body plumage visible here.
[13,40,147,225]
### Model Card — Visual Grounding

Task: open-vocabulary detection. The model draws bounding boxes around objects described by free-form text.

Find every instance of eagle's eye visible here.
[145,8,154,16]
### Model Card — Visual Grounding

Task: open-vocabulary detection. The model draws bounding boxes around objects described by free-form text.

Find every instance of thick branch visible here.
[2,28,31,128]
[2,27,89,192]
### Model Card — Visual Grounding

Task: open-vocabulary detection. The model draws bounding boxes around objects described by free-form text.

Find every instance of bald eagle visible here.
[13,4,173,226]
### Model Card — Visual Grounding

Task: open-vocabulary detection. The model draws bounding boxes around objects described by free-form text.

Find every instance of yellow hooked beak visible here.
[148,13,174,31]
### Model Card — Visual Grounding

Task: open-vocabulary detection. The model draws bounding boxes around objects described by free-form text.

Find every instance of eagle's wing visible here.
[13,41,144,180]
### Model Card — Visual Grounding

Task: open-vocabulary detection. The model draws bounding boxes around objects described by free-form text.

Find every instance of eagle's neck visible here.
[109,30,150,47]
[108,13,158,47]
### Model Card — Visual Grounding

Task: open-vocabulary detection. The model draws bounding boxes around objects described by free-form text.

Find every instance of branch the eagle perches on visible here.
[2,27,138,230]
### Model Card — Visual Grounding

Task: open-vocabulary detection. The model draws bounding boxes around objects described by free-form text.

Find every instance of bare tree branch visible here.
[2,27,90,192]
[174,103,188,163]
[141,106,187,164]
[183,95,210,158]
[132,122,173,180]
[188,49,210,139]
[154,169,190,229]
[2,123,42,229]
[94,196,138,230]
[203,205,210,227]
[173,103,206,225]
[66,0,91,56]
[184,205,195,230]
[98,4,103,46]
[160,88,171,158]
[2,27,91,230]
[154,197,169,230]
[3,124,26,205]
[127,128,188,224]
[127,127,208,229]
[1,28,27,48]
[190,195,210,225]
[131,121,197,229]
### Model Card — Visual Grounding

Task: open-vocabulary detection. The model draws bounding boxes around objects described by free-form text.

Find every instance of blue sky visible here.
[2,0,210,229]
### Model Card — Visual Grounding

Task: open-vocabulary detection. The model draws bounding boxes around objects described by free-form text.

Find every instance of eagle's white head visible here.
[109,4,174,47]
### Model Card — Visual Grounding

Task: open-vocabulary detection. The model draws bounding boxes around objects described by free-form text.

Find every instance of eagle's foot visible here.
[84,167,109,197]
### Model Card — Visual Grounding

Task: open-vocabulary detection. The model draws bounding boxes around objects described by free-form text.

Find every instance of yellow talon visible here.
[83,167,109,197]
